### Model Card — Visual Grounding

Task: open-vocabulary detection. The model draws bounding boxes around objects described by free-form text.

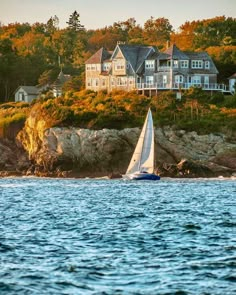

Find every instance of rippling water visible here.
[0,177,235,294]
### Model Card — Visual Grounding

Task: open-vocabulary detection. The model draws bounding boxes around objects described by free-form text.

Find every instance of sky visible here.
[0,0,235,31]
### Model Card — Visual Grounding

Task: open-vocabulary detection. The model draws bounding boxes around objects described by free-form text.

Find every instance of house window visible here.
[145,60,155,69]
[102,63,110,71]
[129,77,133,84]
[102,79,106,86]
[91,64,97,71]
[86,64,91,70]
[191,75,201,84]
[205,61,210,69]
[115,61,125,70]
[117,77,127,85]
[180,60,189,68]
[137,77,142,85]
[175,75,183,83]
[163,75,167,84]
[173,60,178,68]
[146,76,154,85]
[92,79,99,87]
[204,76,209,85]
[191,60,203,69]
[87,79,92,87]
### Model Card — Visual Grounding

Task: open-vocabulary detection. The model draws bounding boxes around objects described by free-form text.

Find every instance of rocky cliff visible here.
[1,112,232,177]
[1,109,236,178]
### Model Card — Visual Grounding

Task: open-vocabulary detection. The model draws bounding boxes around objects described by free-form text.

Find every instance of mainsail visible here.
[126,109,154,174]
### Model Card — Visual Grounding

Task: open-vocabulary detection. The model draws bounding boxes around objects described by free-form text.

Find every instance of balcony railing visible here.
[136,83,229,92]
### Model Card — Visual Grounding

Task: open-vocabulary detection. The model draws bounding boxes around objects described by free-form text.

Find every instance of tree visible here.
[46,15,59,34]
[66,11,84,31]
[143,17,173,48]
[170,21,199,50]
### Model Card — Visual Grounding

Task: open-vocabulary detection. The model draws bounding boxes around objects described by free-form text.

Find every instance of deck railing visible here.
[136,83,229,92]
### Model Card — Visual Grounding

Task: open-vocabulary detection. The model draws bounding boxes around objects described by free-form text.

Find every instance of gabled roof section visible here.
[53,70,71,86]
[164,44,189,60]
[115,44,155,73]
[145,50,159,60]
[85,47,112,64]
[15,86,39,94]
[186,51,219,74]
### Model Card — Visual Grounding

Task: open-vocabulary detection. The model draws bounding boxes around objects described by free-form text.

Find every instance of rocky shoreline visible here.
[1,125,236,179]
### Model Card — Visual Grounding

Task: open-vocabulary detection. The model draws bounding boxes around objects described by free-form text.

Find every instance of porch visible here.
[136,82,231,94]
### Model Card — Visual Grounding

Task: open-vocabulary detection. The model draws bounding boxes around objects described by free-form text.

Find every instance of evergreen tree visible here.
[46,15,59,34]
[66,11,84,31]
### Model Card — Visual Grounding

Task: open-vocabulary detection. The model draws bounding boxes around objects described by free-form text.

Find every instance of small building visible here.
[228,73,236,94]
[14,86,39,103]
[52,71,71,97]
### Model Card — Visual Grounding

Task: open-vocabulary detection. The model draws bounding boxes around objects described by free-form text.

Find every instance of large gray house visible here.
[85,43,226,94]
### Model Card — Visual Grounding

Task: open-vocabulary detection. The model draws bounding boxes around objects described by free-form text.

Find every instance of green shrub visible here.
[210,92,225,104]
[223,95,236,108]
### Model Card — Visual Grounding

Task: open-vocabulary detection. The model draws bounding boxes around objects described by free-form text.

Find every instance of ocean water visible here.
[0,177,235,295]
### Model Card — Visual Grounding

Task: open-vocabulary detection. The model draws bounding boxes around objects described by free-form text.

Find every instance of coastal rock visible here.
[15,119,236,177]
[0,138,31,176]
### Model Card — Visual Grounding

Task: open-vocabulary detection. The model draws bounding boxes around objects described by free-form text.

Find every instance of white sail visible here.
[126,109,154,174]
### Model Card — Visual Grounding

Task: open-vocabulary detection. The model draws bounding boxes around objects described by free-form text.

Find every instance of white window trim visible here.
[102,63,111,71]
[163,75,167,84]
[146,76,154,84]
[191,60,203,69]
[191,75,201,84]
[114,60,125,70]
[180,60,189,68]
[145,60,155,69]
[175,75,184,83]
[173,60,178,68]
[205,61,210,69]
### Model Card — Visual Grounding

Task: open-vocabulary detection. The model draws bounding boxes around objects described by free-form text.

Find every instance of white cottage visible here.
[14,86,39,103]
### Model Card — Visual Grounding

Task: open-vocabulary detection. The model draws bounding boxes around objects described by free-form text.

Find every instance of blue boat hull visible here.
[123,173,161,181]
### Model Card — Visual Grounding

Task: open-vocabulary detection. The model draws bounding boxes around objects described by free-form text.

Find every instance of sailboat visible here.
[123,108,160,180]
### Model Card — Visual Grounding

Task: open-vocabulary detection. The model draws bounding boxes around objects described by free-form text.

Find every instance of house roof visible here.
[117,44,154,72]
[15,86,39,95]
[85,47,112,64]
[164,44,189,60]
[185,51,219,74]
[53,71,71,86]
[228,73,236,79]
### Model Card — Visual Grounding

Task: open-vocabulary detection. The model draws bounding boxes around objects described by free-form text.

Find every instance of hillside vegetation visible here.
[0,15,235,102]
[1,88,236,139]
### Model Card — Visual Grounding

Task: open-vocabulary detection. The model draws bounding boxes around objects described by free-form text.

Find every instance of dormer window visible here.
[191,60,203,69]
[173,60,178,68]
[205,61,210,69]
[145,60,155,69]
[180,60,189,68]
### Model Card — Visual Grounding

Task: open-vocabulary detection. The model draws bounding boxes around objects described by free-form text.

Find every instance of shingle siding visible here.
[85,43,220,92]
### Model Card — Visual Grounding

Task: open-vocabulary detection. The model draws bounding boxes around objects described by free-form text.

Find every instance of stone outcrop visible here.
[1,112,236,178]
[13,118,236,177]
[0,138,31,176]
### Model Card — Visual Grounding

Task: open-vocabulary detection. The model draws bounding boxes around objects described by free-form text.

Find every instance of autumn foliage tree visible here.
[0,15,235,102]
